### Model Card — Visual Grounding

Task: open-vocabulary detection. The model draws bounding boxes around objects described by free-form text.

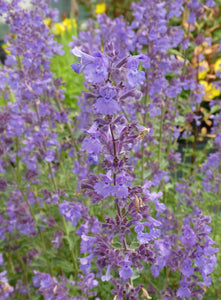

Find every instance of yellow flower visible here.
[200,80,220,99]
[214,58,221,73]
[44,18,51,27]
[52,23,66,35]
[198,61,209,80]
[95,3,106,14]
[62,18,77,30]
[210,84,221,98]
[2,43,11,54]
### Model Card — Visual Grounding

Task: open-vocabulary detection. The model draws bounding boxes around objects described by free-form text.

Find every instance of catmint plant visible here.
[0,0,220,299]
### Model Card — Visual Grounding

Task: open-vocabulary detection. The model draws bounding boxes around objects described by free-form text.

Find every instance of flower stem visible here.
[110,122,128,251]
[61,215,79,277]
[54,90,80,156]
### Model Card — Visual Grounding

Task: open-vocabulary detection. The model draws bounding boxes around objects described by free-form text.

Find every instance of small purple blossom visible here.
[59,201,83,227]
[119,257,133,281]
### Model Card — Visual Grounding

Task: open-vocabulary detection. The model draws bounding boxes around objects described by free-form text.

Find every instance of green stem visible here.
[48,161,58,190]
[38,227,53,275]
[166,96,179,158]
[143,273,161,296]
[160,268,170,299]
[110,122,128,251]
[8,250,15,275]
[15,137,20,183]
[54,91,80,156]
[61,215,78,276]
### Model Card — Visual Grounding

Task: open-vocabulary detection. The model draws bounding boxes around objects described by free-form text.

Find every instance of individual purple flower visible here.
[79,254,94,275]
[59,201,82,227]
[88,154,99,164]
[180,225,196,247]
[95,85,120,115]
[135,222,161,244]
[94,181,114,198]
[176,281,191,298]
[137,228,161,244]
[119,257,133,281]
[126,58,145,87]
[113,184,128,198]
[188,11,196,24]
[82,136,103,154]
[101,264,112,282]
[80,234,96,254]
[5,55,16,66]
[181,258,194,277]
[206,0,215,7]
[45,150,56,162]
[72,47,108,83]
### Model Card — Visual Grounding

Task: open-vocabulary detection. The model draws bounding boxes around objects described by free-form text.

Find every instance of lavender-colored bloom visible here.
[101,264,112,282]
[72,47,108,83]
[119,257,133,281]
[137,228,161,244]
[80,234,96,254]
[79,254,93,275]
[45,149,56,162]
[127,59,145,87]
[82,136,103,154]
[188,11,196,24]
[181,258,194,277]
[180,225,196,247]
[95,86,120,115]
[59,201,82,227]
[150,265,160,278]
[177,281,191,298]
[206,0,215,7]
[94,181,114,198]
[135,221,161,244]
[113,184,128,198]
[88,154,99,164]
